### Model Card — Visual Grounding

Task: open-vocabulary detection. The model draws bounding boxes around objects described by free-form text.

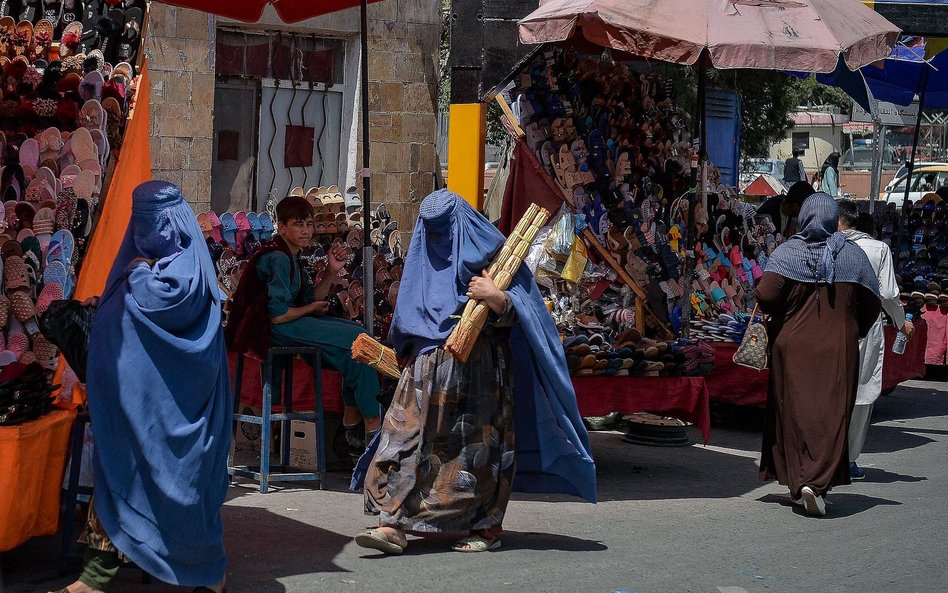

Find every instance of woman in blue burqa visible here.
[55,181,231,593]
[354,189,596,555]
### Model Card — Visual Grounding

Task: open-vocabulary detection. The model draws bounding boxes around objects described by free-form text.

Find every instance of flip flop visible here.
[234,211,250,253]
[354,529,404,555]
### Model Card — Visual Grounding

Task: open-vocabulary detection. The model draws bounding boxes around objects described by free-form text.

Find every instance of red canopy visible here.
[155,0,382,23]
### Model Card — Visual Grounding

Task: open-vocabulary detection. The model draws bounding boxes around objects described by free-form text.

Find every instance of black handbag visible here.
[39,299,95,382]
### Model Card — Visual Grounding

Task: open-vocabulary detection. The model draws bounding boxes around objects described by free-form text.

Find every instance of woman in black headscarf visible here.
[755,193,881,517]
[819,152,841,197]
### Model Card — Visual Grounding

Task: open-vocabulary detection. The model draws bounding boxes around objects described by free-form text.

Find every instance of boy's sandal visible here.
[451,535,501,552]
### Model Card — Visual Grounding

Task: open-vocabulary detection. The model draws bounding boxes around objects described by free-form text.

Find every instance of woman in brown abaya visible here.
[756,193,881,517]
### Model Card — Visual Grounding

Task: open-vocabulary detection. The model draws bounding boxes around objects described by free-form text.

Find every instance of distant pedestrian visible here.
[838,201,914,480]
[783,149,807,185]
[819,152,842,197]
[756,193,881,517]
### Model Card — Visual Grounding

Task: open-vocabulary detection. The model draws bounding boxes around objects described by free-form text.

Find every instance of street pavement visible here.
[3,378,947,593]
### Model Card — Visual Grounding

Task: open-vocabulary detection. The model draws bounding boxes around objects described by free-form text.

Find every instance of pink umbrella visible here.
[519,0,900,72]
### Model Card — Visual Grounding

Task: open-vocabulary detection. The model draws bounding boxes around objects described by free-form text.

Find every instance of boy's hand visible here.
[327,244,348,274]
[309,301,330,316]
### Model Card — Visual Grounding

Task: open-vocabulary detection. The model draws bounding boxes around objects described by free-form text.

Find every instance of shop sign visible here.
[851,100,919,126]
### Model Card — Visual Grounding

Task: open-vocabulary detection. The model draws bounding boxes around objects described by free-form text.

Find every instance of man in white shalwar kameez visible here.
[838,203,914,479]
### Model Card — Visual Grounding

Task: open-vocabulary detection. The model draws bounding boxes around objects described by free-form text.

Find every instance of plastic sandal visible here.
[206,210,223,242]
[219,212,237,248]
[246,212,261,240]
[258,212,274,240]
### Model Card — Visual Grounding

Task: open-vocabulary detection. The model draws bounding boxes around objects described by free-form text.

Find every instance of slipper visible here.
[344,185,362,214]
[219,212,237,248]
[30,18,53,61]
[451,535,501,553]
[20,138,40,171]
[206,210,223,242]
[196,211,213,237]
[258,212,274,240]
[234,210,251,253]
[246,211,262,240]
[13,19,32,57]
[354,528,404,555]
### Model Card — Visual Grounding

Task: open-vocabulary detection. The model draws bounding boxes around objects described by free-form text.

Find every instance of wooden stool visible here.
[228,346,327,493]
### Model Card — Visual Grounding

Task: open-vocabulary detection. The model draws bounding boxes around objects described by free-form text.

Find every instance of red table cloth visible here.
[228,353,344,413]
[572,376,711,443]
[706,320,928,408]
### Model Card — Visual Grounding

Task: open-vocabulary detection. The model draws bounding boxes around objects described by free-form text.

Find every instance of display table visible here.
[572,376,711,443]
[0,408,75,552]
[707,320,929,408]
[228,353,345,413]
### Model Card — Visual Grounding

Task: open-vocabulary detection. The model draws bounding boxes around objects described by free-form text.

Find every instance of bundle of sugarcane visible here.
[351,333,401,380]
[445,203,551,363]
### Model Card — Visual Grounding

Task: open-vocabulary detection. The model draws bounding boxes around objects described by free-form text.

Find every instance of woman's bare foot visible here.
[377,526,407,548]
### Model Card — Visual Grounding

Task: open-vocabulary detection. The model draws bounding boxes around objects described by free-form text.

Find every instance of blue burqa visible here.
[87,181,231,586]
[387,189,597,503]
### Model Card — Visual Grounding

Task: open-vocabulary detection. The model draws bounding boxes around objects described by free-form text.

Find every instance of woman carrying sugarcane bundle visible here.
[354,189,595,555]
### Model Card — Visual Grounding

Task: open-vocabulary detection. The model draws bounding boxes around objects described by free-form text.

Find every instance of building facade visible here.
[143,1,441,231]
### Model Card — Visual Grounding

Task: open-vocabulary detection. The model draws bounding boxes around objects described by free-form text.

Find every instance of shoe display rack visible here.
[0,0,147,422]
[497,47,796,376]
[891,194,948,365]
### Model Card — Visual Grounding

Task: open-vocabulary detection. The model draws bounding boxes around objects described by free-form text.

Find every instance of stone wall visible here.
[144,4,216,211]
[144,1,441,228]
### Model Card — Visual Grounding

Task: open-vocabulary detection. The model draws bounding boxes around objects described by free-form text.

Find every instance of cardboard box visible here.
[289,413,346,471]
[234,405,266,453]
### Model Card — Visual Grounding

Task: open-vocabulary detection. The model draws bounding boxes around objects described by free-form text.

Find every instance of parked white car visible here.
[879,165,948,208]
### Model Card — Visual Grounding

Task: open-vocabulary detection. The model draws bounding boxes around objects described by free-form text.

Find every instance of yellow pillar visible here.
[447,102,487,209]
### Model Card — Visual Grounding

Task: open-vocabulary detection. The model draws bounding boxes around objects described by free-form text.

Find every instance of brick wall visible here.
[144,1,441,228]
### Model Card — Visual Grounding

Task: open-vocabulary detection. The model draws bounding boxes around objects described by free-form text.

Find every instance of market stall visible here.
[0,1,153,551]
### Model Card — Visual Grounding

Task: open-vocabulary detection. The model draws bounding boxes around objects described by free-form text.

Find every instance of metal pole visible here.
[901,65,930,213]
[680,56,706,340]
[360,0,374,334]
[869,121,881,213]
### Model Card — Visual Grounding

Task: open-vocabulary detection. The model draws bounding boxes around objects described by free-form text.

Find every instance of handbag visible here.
[732,304,768,371]
[37,276,124,382]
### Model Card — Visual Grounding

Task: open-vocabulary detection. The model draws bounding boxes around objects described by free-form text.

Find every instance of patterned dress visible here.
[364,299,517,533]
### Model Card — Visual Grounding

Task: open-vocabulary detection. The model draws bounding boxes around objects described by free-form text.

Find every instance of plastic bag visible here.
[560,237,588,284]
[538,205,575,275]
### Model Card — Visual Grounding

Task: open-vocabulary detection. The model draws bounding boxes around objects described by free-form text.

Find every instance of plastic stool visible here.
[228,346,327,493]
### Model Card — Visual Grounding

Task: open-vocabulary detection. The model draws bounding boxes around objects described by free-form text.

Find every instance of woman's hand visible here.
[467,270,507,315]
[82,296,100,308]
[129,257,156,267]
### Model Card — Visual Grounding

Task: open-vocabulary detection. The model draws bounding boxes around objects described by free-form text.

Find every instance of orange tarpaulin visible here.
[0,409,75,551]
[59,62,154,406]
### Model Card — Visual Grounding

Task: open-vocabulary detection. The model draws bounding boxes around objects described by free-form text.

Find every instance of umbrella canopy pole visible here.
[680,57,707,340]
[360,0,374,333]
[901,65,930,214]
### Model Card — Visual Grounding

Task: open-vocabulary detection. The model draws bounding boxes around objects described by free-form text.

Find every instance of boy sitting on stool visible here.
[226,196,381,456]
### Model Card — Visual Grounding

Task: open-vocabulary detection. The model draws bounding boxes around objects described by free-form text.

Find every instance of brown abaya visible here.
[756,271,881,497]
